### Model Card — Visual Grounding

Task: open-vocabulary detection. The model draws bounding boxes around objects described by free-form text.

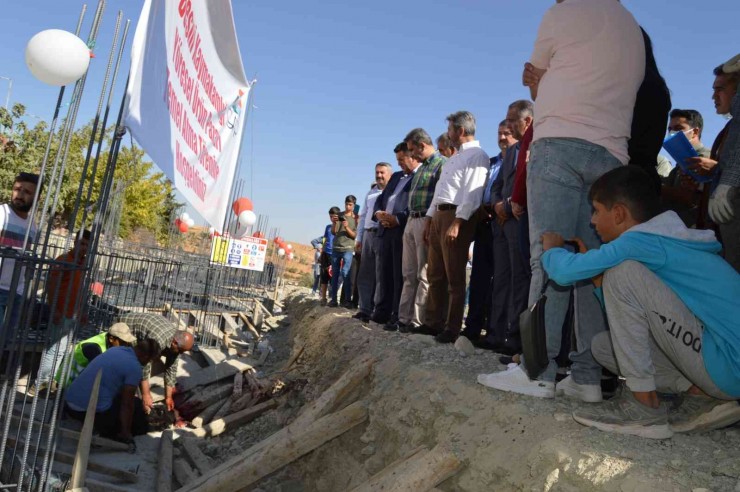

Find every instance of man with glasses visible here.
[662,109,712,228]
[118,312,195,413]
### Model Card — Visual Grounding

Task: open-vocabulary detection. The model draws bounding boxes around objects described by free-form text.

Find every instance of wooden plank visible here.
[180,398,278,439]
[291,354,374,429]
[157,429,174,492]
[174,460,197,486]
[10,414,130,452]
[179,438,213,476]
[70,369,103,489]
[177,400,367,492]
[176,359,253,393]
[349,443,462,492]
[238,312,261,340]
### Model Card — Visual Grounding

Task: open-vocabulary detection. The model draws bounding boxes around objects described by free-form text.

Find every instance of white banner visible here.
[124,0,250,228]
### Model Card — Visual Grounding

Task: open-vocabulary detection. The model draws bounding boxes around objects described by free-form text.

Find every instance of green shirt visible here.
[332,215,356,252]
[408,152,446,213]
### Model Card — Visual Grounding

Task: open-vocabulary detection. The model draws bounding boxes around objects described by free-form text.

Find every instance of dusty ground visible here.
[202,290,740,492]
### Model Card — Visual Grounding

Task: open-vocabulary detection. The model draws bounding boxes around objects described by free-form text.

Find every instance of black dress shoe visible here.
[370,314,390,324]
[470,338,500,351]
[328,300,339,308]
[397,323,411,333]
[434,330,458,344]
[352,312,370,322]
[409,324,437,336]
[383,322,398,332]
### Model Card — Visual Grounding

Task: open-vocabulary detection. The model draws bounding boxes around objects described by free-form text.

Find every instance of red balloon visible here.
[174,218,181,226]
[277,242,286,250]
[178,222,189,233]
[253,231,264,239]
[90,282,104,296]
[232,197,253,216]
[273,236,282,244]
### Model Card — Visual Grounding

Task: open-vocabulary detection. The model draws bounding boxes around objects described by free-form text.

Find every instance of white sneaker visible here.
[477,365,555,398]
[556,375,603,403]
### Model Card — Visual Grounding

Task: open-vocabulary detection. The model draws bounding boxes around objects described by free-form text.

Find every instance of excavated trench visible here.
[205,293,740,492]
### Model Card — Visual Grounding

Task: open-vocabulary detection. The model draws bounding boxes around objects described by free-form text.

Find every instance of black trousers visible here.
[490,219,531,347]
[65,395,149,439]
[462,219,494,339]
[372,227,404,322]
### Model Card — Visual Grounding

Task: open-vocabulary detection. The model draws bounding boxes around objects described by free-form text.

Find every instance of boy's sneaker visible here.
[669,394,740,433]
[572,389,673,439]
[328,300,339,308]
[556,375,603,403]
[477,365,555,399]
[319,298,327,307]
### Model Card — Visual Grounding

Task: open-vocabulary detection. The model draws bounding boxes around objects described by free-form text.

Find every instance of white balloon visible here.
[286,244,293,250]
[208,227,216,235]
[277,248,286,257]
[25,30,90,86]
[186,218,195,227]
[288,252,294,260]
[180,212,190,221]
[238,210,257,226]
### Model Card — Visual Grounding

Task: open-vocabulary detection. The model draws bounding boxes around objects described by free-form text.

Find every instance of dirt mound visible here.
[212,292,740,491]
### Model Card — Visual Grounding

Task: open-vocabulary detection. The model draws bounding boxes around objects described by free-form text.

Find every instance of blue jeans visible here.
[526,138,621,384]
[330,250,353,302]
[37,318,75,383]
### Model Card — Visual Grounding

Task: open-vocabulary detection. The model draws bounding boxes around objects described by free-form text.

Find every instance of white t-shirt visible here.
[530,0,645,164]
[0,204,37,294]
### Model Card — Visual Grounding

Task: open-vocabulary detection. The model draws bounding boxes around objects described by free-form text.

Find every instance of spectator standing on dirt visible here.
[353,164,392,322]
[489,0,645,400]
[329,196,357,308]
[311,244,321,296]
[416,111,490,344]
[311,212,337,306]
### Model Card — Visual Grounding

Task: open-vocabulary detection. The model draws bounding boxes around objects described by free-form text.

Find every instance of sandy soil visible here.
[201,291,740,492]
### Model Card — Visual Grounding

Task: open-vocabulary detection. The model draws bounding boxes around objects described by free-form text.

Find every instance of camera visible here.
[337,212,345,221]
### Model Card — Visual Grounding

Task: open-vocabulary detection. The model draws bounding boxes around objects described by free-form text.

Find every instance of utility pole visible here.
[0,76,12,110]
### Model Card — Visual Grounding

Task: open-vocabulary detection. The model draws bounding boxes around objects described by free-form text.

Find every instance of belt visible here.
[409,211,427,218]
[365,227,378,233]
[437,203,457,211]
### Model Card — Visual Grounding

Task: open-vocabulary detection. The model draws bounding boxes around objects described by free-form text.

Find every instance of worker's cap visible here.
[108,322,136,343]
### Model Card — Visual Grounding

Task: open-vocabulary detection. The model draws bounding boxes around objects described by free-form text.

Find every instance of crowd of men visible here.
[311,0,740,440]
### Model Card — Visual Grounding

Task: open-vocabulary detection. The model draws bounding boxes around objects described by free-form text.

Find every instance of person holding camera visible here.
[329,196,357,307]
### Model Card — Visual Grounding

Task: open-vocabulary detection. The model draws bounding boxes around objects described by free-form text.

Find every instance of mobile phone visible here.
[354,204,360,215]
[564,240,580,252]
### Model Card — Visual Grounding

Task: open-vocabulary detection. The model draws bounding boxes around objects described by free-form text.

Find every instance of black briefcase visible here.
[519,281,549,380]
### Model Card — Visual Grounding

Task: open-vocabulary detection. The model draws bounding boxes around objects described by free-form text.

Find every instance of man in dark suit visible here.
[489,100,534,354]
[371,142,419,326]
[461,121,518,347]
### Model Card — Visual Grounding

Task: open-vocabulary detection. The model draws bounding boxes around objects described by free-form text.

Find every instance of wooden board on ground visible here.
[198,347,229,367]
[349,443,462,492]
[157,429,174,492]
[177,400,368,492]
[181,398,278,439]
[179,438,213,476]
[176,358,254,393]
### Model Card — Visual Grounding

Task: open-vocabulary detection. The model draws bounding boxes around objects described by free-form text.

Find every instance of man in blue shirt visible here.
[65,338,160,442]
[311,214,336,306]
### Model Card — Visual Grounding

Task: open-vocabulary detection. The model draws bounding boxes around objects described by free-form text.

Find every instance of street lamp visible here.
[0,76,12,110]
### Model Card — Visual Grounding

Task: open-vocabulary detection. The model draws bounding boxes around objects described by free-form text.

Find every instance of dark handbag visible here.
[519,279,550,380]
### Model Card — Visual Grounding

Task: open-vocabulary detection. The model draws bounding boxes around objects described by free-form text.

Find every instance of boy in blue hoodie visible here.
[540,166,740,439]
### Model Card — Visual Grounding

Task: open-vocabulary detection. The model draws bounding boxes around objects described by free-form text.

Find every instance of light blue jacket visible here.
[542,211,740,397]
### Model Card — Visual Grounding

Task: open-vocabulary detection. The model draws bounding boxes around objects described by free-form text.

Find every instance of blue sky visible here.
[1,0,739,244]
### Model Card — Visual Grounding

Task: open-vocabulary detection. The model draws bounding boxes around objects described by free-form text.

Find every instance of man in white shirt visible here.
[484,0,645,400]
[416,111,489,344]
[353,163,392,323]
[1,173,40,333]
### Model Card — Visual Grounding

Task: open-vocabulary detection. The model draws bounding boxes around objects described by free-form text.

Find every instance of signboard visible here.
[125,0,250,228]
[210,236,268,272]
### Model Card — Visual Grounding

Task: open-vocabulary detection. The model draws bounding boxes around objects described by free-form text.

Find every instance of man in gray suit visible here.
[489,100,534,353]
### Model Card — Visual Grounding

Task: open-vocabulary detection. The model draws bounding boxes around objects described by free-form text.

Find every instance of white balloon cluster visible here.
[180,212,195,227]
[25,30,91,86]
[277,248,286,257]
